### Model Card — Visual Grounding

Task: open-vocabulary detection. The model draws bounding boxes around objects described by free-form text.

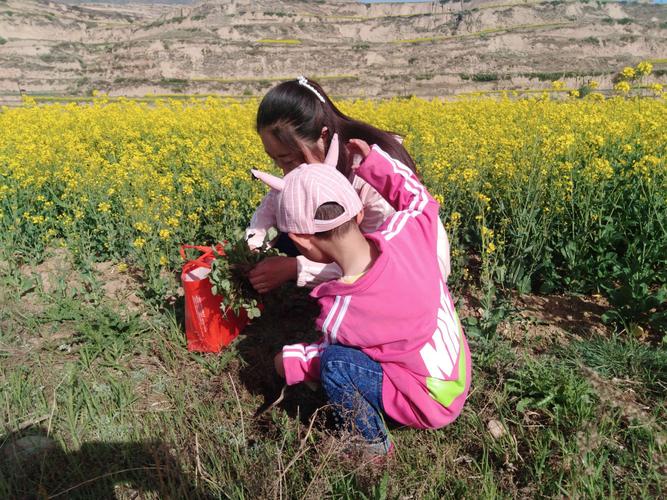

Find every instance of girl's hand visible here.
[347,139,371,170]
[248,256,297,293]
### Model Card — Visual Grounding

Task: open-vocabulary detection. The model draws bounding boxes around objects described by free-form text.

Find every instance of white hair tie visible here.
[297,75,325,103]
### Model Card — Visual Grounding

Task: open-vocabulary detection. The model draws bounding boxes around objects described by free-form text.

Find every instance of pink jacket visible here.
[282,146,471,429]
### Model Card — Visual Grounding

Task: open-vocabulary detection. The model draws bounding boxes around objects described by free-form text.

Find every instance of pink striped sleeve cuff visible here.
[282,342,325,385]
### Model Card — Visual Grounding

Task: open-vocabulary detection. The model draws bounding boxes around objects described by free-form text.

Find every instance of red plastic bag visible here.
[180,244,249,353]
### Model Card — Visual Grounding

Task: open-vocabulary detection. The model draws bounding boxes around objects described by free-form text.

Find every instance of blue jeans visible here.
[320,345,391,451]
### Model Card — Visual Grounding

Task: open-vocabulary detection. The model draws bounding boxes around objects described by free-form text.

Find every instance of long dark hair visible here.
[256,77,417,177]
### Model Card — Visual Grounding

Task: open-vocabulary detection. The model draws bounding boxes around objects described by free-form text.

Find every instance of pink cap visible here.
[251,134,363,234]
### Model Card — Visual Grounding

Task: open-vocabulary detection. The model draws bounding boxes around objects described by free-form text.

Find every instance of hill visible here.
[0,0,665,101]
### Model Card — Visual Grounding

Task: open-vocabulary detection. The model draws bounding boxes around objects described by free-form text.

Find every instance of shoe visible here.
[341,437,395,466]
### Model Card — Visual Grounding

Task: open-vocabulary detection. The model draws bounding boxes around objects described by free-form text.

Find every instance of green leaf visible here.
[266,226,279,243]
[516,398,532,413]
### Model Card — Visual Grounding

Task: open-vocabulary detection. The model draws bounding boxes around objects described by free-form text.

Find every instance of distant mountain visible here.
[1,0,665,101]
[56,1,196,4]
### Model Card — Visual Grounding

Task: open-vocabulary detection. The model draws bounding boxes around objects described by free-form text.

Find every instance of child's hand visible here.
[347,139,371,170]
[248,256,297,293]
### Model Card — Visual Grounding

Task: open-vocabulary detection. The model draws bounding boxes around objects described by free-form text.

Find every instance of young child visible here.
[246,76,451,293]
[252,134,471,456]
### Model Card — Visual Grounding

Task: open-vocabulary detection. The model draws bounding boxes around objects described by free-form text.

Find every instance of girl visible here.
[247,76,451,292]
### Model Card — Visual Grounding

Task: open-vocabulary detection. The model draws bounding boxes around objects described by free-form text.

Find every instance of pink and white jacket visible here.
[246,163,451,287]
[282,146,471,429]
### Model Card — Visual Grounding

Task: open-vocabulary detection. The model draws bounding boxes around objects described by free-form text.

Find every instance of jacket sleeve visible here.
[355,145,439,242]
[354,175,395,234]
[281,341,326,385]
[245,191,278,250]
[296,258,343,288]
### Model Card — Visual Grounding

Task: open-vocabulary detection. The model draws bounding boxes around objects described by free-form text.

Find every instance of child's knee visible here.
[273,352,285,378]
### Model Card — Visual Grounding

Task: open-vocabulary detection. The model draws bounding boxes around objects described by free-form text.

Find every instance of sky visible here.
[364,0,667,3]
[363,0,667,2]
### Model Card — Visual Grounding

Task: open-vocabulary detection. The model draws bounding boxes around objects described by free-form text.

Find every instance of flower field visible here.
[1,94,666,331]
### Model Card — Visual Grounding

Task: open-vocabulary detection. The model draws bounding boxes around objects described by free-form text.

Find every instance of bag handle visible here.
[180,244,216,261]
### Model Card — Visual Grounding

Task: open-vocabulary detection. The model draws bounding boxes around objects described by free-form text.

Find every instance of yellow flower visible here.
[134,221,150,233]
[614,81,631,94]
[585,92,605,101]
[0,92,665,287]
[477,193,491,205]
[636,61,652,77]
[481,226,494,239]
[159,255,169,266]
[621,66,636,80]
[551,80,566,91]
[117,262,129,272]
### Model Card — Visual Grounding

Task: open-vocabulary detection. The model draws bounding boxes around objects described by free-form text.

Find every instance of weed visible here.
[462,285,514,339]
[505,357,597,432]
[562,335,667,399]
[74,308,147,371]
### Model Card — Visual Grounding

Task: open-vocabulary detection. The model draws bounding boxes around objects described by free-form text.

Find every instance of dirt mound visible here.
[16,247,144,314]
[91,260,144,311]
